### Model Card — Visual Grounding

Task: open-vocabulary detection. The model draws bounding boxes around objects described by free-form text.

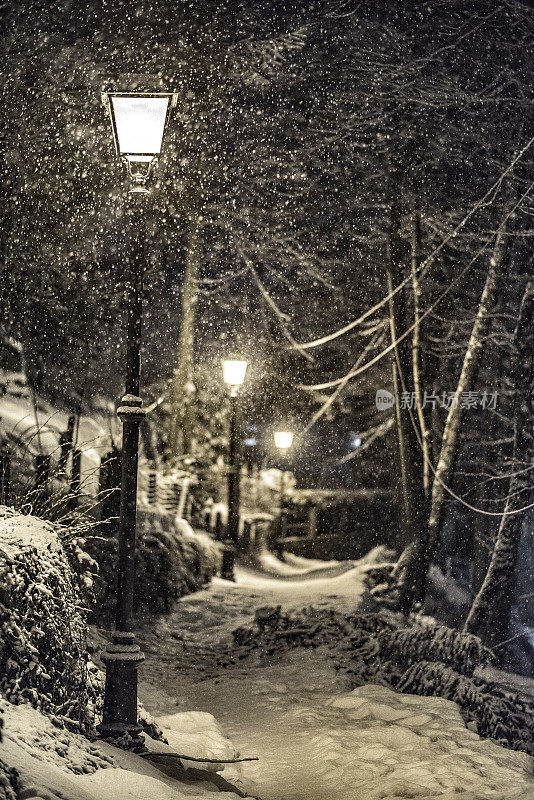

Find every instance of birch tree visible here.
[396,201,513,611]
[463,282,534,650]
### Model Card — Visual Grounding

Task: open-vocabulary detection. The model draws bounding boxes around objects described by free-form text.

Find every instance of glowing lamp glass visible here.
[110,95,170,156]
[222,359,248,388]
[274,431,294,450]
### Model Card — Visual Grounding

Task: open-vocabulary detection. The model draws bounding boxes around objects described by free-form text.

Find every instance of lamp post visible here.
[221,359,248,581]
[97,90,176,748]
[273,430,294,560]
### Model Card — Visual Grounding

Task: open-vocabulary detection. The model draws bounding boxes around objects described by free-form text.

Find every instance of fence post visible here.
[308,504,317,538]
[69,448,82,507]
[185,495,193,522]
[242,519,252,553]
[58,414,76,473]
[214,512,224,542]
[100,446,122,523]
[34,453,51,492]
[0,452,12,506]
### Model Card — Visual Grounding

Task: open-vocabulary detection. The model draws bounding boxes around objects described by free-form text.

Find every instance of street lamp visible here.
[274,430,294,452]
[102,92,177,192]
[273,429,294,559]
[97,90,175,749]
[221,358,248,581]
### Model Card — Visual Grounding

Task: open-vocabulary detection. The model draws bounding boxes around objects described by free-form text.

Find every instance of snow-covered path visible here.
[131,555,534,800]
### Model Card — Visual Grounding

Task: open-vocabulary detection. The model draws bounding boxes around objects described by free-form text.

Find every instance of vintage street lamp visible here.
[101,92,177,192]
[273,429,294,559]
[221,358,248,581]
[97,90,175,748]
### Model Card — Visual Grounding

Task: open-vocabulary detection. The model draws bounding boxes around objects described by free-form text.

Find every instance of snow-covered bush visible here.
[376,620,490,677]
[85,510,221,620]
[398,661,534,754]
[0,507,98,735]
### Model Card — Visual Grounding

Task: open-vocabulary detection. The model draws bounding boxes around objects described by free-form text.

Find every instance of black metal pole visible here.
[58,414,76,473]
[275,465,286,560]
[34,453,51,493]
[98,193,147,750]
[221,391,240,580]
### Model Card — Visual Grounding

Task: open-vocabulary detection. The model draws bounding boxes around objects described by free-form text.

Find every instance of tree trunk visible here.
[411,210,431,497]
[387,179,426,555]
[168,218,202,461]
[464,282,534,651]
[397,209,510,612]
[427,216,509,549]
[470,480,495,598]
[469,340,503,597]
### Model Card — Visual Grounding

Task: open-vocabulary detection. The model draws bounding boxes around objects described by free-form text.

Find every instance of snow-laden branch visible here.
[293,136,534,351]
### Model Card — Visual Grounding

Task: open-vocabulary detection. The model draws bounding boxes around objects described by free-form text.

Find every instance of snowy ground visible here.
[4,550,534,799]
[1,697,254,800]
[120,552,534,800]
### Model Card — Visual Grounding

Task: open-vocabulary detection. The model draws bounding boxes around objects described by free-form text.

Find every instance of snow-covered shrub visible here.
[0,507,98,735]
[398,660,534,755]
[85,510,221,620]
[397,660,461,698]
[377,620,490,677]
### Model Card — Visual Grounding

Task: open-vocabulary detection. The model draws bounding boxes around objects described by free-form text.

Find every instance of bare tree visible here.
[464,282,534,650]
[397,201,512,611]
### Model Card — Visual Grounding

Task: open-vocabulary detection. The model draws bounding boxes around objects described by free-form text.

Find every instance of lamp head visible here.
[274,430,294,451]
[102,91,177,192]
[222,358,248,394]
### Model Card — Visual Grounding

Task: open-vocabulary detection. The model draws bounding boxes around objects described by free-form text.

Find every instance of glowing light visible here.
[244,437,257,446]
[110,95,170,156]
[352,437,361,448]
[274,430,294,451]
[222,359,248,388]
[102,91,177,192]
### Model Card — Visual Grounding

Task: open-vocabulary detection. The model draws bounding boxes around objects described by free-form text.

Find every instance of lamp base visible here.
[97,631,145,752]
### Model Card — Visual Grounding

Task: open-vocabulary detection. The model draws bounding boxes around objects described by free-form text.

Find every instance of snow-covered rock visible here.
[227,676,534,800]
[322,685,534,799]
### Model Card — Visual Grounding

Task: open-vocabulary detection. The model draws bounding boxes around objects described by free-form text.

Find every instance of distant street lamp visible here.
[273,429,294,558]
[274,430,294,452]
[97,90,176,748]
[221,358,248,581]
